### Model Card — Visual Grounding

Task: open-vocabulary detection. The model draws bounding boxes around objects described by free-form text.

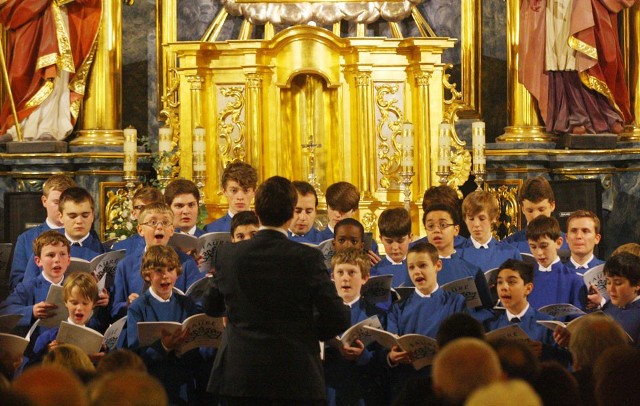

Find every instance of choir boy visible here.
[113,186,164,255]
[112,203,202,320]
[9,174,76,290]
[164,179,205,236]
[459,190,522,271]
[23,187,108,284]
[205,161,258,232]
[525,216,587,310]
[371,207,413,288]
[325,248,388,405]
[411,185,467,249]
[564,210,604,272]
[288,181,321,244]
[230,211,259,242]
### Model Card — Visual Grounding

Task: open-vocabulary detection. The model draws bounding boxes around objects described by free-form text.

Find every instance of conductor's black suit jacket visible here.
[204,228,351,401]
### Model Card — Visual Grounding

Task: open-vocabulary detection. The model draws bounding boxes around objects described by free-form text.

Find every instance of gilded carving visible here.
[360,211,377,234]
[487,183,521,240]
[159,68,181,172]
[355,72,371,87]
[187,75,204,91]
[374,83,404,190]
[246,73,263,88]
[217,86,247,167]
[415,71,432,87]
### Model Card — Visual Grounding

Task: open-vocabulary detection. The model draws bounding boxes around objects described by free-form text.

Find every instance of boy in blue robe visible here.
[112,186,164,256]
[483,259,566,362]
[370,208,413,288]
[586,252,640,344]
[325,247,388,405]
[9,174,76,290]
[22,187,108,284]
[205,161,258,232]
[288,180,322,244]
[459,190,522,271]
[503,176,569,254]
[564,210,604,272]
[386,241,467,397]
[525,216,587,310]
[230,210,259,242]
[164,179,206,237]
[411,185,467,250]
[126,245,212,405]
[112,203,202,320]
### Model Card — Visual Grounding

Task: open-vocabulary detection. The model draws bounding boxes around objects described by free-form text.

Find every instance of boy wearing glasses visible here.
[113,186,164,256]
[112,203,202,320]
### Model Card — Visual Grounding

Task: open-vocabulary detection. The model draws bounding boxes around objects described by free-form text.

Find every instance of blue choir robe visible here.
[288,227,322,245]
[126,289,209,405]
[370,257,413,288]
[113,234,145,256]
[0,274,55,337]
[410,234,468,250]
[112,248,203,320]
[483,305,570,362]
[528,261,587,311]
[458,238,523,272]
[205,213,232,233]
[603,299,640,345]
[439,254,494,309]
[564,256,605,273]
[9,222,61,290]
[324,298,388,406]
[503,228,570,254]
[22,231,108,284]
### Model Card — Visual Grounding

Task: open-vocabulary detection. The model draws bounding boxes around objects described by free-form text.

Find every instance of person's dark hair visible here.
[254,176,296,227]
[603,252,640,287]
[133,186,164,204]
[333,218,365,240]
[230,211,260,236]
[164,179,200,205]
[533,361,580,406]
[96,349,147,376]
[325,182,359,212]
[498,259,534,285]
[378,207,412,238]
[518,176,555,204]
[221,161,258,190]
[490,339,540,384]
[525,215,561,242]
[407,241,439,267]
[423,202,461,226]
[594,346,640,406]
[59,186,95,212]
[436,313,485,348]
[292,180,318,207]
[422,185,461,212]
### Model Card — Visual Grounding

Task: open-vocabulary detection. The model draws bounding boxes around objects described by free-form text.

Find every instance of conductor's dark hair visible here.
[255,176,297,227]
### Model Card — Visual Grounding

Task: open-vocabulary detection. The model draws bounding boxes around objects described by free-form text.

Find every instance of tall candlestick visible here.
[401,121,415,171]
[123,126,137,176]
[472,121,486,191]
[438,123,451,170]
[193,126,207,172]
[158,126,172,154]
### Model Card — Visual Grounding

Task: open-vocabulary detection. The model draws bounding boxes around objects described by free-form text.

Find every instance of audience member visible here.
[532,361,581,406]
[465,379,542,406]
[96,349,147,376]
[593,346,640,406]
[12,365,89,406]
[88,371,168,406]
[490,339,540,384]
[41,343,96,382]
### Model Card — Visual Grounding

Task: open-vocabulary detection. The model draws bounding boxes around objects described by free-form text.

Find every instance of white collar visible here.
[570,254,595,270]
[46,218,62,229]
[66,232,90,246]
[42,273,64,286]
[183,225,198,236]
[539,257,561,272]
[506,304,529,321]
[439,250,456,260]
[388,257,405,266]
[344,296,360,308]
[67,316,91,327]
[228,210,235,218]
[259,225,288,237]
[149,287,172,303]
[415,285,439,298]
[470,236,492,249]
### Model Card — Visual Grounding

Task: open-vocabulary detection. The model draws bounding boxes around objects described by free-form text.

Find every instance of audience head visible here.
[164,179,200,233]
[378,208,412,263]
[462,190,499,244]
[42,175,76,226]
[569,313,629,371]
[96,349,147,376]
[131,186,164,221]
[331,247,371,303]
[32,230,71,284]
[325,182,360,227]
[435,313,485,349]
[220,161,258,215]
[137,202,175,247]
[141,245,182,300]
[603,252,640,308]
[518,177,556,223]
[254,176,297,227]
[490,339,540,384]
[465,379,542,406]
[230,210,260,242]
[406,241,442,296]
[423,203,461,256]
[291,181,318,236]
[41,344,95,379]
[432,338,503,405]
[594,345,640,406]
[332,218,365,251]
[12,366,88,406]
[58,187,95,241]
[88,371,168,406]
[611,242,640,257]
[533,361,580,406]
[525,216,562,268]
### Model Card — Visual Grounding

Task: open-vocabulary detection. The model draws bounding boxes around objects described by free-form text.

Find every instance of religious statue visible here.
[519,0,636,135]
[0,0,101,141]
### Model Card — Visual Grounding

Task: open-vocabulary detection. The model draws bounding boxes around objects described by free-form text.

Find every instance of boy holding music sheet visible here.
[325,247,388,405]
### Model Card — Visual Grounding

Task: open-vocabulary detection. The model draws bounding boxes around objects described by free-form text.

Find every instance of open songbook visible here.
[168,232,231,272]
[361,275,394,304]
[0,333,29,360]
[54,316,128,354]
[327,315,382,350]
[441,277,482,309]
[39,284,67,328]
[485,324,531,344]
[0,314,23,333]
[363,326,438,370]
[581,264,608,300]
[537,303,586,319]
[67,250,126,291]
[137,313,225,354]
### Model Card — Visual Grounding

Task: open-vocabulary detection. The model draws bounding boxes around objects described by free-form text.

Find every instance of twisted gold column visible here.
[620,3,640,141]
[72,0,123,146]
[497,0,553,143]
[355,71,374,198]
[414,71,433,192]
[246,73,263,174]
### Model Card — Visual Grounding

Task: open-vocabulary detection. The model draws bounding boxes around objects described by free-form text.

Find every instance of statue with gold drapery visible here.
[0,0,101,141]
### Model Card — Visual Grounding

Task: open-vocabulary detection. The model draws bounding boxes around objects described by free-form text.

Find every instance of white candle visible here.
[123,126,137,174]
[472,121,486,166]
[193,126,207,172]
[158,126,172,154]
[402,122,414,171]
[439,123,451,169]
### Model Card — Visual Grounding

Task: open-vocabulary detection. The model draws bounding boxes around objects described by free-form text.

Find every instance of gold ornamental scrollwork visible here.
[487,183,521,240]
[217,86,247,167]
[159,68,181,146]
[415,71,432,87]
[374,83,404,190]
[356,72,371,87]
[360,211,377,234]
[246,73,262,89]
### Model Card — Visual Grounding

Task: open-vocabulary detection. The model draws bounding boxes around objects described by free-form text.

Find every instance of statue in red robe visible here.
[0,0,101,141]
[519,0,636,135]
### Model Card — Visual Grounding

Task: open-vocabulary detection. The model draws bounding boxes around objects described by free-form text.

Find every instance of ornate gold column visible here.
[181,75,204,178]
[414,71,433,192]
[71,0,123,146]
[245,73,263,175]
[355,71,375,199]
[497,0,552,142]
[620,3,640,141]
